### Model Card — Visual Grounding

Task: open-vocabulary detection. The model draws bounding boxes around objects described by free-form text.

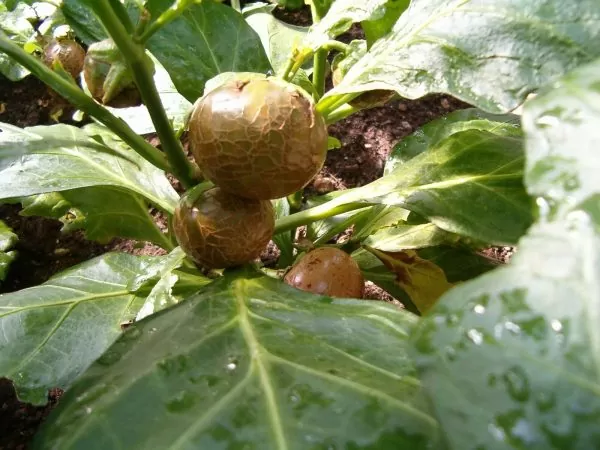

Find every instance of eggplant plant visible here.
[0,0,599,448]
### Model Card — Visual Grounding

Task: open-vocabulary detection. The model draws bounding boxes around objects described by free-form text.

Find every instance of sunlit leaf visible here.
[0,123,179,214]
[34,268,440,449]
[323,0,600,113]
[410,58,600,449]
[0,253,161,404]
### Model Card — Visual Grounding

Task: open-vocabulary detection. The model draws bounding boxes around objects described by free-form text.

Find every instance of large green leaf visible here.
[305,129,532,245]
[0,123,179,214]
[33,268,439,449]
[0,253,160,404]
[18,186,173,249]
[410,59,600,449]
[322,0,600,113]
[145,0,271,102]
[0,219,17,282]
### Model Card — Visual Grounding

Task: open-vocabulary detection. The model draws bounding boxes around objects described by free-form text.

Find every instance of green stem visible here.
[0,34,170,173]
[274,201,371,234]
[108,0,135,33]
[310,1,327,99]
[92,1,197,189]
[321,40,351,54]
[136,0,198,44]
[317,92,361,118]
[312,49,327,99]
[325,103,359,124]
[280,55,296,81]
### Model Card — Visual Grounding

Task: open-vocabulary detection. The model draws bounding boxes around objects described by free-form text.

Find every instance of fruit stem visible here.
[0,33,170,173]
[136,0,198,44]
[274,201,372,234]
[92,0,198,189]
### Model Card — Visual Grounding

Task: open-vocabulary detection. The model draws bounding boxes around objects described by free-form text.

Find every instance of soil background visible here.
[0,6,492,448]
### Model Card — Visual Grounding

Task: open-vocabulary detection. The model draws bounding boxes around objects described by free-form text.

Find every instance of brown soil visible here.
[0,7,489,448]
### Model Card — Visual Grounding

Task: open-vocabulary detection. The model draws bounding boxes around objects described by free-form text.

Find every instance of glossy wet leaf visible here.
[18,186,172,248]
[410,58,600,449]
[0,252,162,405]
[34,268,440,449]
[385,108,522,174]
[0,123,179,214]
[0,219,17,282]
[243,3,309,74]
[308,129,532,245]
[323,0,600,113]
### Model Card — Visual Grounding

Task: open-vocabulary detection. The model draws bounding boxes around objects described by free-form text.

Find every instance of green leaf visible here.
[243,2,309,75]
[305,0,395,50]
[145,0,272,102]
[362,222,456,251]
[131,247,211,321]
[0,219,17,282]
[0,123,179,214]
[18,186,173,248]
[323,0,600,113]
[410,58,600,449]
[33,268,440,449]
[272,198,294,268]
[385,108,522,174]
[309,129,532,245]
[361,0,409,45]
[0,252,162,404]
[0,2,36,80]
[61,0,140,44]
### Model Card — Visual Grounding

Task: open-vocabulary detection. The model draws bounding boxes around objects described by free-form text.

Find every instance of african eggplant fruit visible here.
[284,247,365,298]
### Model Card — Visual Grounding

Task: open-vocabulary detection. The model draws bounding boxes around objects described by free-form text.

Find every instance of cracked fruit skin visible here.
[188,77,328,200]
[284,247,365,298]
[174,187,274,269]
[43,39,86,80]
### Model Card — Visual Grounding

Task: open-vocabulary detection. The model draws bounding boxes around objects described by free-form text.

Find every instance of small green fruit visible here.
[174,186,274,269]
[188,76,328,200]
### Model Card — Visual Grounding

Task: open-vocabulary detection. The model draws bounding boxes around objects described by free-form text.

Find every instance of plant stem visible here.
[230,0,241,12]
[317,92,360,118]
[274,201,371,234]
[325,103,359,124]
[312,49,327,99]
[108,0,136,33]
[136,0,198,44]
[92,0,197,189]
[310,2,327,99]
[0,34,170,172]
[280,55,296,81]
